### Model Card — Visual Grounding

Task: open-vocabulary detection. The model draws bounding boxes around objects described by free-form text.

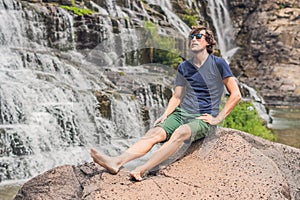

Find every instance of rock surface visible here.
[14,128,300,200]
[229,0,300,106]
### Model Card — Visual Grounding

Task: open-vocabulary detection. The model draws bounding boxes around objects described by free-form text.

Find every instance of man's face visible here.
[190,30,208,53]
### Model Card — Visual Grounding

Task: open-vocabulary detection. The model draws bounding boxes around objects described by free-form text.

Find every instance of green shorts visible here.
[157,107,212,142]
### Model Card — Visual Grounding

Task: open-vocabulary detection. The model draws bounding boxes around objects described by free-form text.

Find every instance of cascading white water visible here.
[146,0,191,36]
[207,0,239,62]
[0,0,174,184]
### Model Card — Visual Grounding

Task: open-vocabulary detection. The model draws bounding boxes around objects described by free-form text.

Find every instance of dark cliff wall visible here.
[229,0,300,106]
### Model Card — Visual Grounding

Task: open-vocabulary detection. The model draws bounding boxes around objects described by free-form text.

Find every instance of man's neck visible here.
[192,51,209,68]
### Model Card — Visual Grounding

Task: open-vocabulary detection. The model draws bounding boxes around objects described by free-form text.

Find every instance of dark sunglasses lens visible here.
[190,34,203,39]
[196,34,203,39]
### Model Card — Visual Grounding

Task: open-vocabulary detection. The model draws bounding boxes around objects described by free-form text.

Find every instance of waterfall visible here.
[0,0,176,184]
[207,0,239,62]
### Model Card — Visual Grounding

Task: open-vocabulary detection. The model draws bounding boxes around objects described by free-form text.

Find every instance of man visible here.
[90,25,241,181]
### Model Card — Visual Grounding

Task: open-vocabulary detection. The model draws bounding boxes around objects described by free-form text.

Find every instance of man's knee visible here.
[143,127,167,143]
[171,125,191,142]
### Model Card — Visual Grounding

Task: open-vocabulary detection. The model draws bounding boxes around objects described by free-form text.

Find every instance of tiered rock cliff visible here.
[26,0,300,105]
[12,0,300,105]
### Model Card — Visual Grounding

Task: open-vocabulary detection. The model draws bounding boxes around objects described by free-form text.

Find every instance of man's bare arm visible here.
[154,86,184,125]
[199,77,241,125]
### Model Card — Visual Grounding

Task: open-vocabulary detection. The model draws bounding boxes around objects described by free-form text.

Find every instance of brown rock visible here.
[229,0,300,106]
[14,165,82,199]
[14,128,300,200]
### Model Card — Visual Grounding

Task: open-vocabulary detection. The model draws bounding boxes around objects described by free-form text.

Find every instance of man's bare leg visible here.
[90,127,166,174]
[130,125,191,181]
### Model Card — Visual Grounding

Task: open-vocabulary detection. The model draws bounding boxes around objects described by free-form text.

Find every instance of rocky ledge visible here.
[14,128,300,200]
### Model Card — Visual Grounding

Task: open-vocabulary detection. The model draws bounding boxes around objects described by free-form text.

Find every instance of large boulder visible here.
[14,128,300,200]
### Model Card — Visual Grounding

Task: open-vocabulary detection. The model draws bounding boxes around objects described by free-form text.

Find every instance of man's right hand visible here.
[154,113,167,126]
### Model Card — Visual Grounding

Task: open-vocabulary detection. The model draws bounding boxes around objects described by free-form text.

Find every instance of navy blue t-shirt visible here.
[174,54,233,117]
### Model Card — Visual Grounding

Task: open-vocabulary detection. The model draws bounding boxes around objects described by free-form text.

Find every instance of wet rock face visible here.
[13,128,300,200]
[94,67,174,129]
[95,91,112,119]
[229,0,300,106]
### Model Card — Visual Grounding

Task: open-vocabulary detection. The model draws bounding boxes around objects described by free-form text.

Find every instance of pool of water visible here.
[0,181,24,200]
[268,107,300,149]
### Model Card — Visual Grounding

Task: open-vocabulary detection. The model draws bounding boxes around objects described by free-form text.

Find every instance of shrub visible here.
[221,100,277,141]
[182,15,198,27]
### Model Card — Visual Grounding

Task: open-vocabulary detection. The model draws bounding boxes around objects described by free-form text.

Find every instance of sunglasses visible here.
[190,33,205,40]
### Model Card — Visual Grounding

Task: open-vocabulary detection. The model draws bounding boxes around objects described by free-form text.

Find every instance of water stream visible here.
[207,0,239,62]
[146,0,190,36]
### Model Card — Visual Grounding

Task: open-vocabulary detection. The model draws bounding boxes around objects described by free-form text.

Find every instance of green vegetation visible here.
[182,15,198,27]
[180,9,199,27]
[144,21,183,69]
[221,100,277,141]
[60,5,93,16]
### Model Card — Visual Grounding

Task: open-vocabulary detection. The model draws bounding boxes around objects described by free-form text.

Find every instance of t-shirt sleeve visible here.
[174,65,186,86]
[215,57,233,79]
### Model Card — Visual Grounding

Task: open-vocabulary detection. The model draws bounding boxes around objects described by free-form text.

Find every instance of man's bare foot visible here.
[90,148,120,174]
[130,169,144,182]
